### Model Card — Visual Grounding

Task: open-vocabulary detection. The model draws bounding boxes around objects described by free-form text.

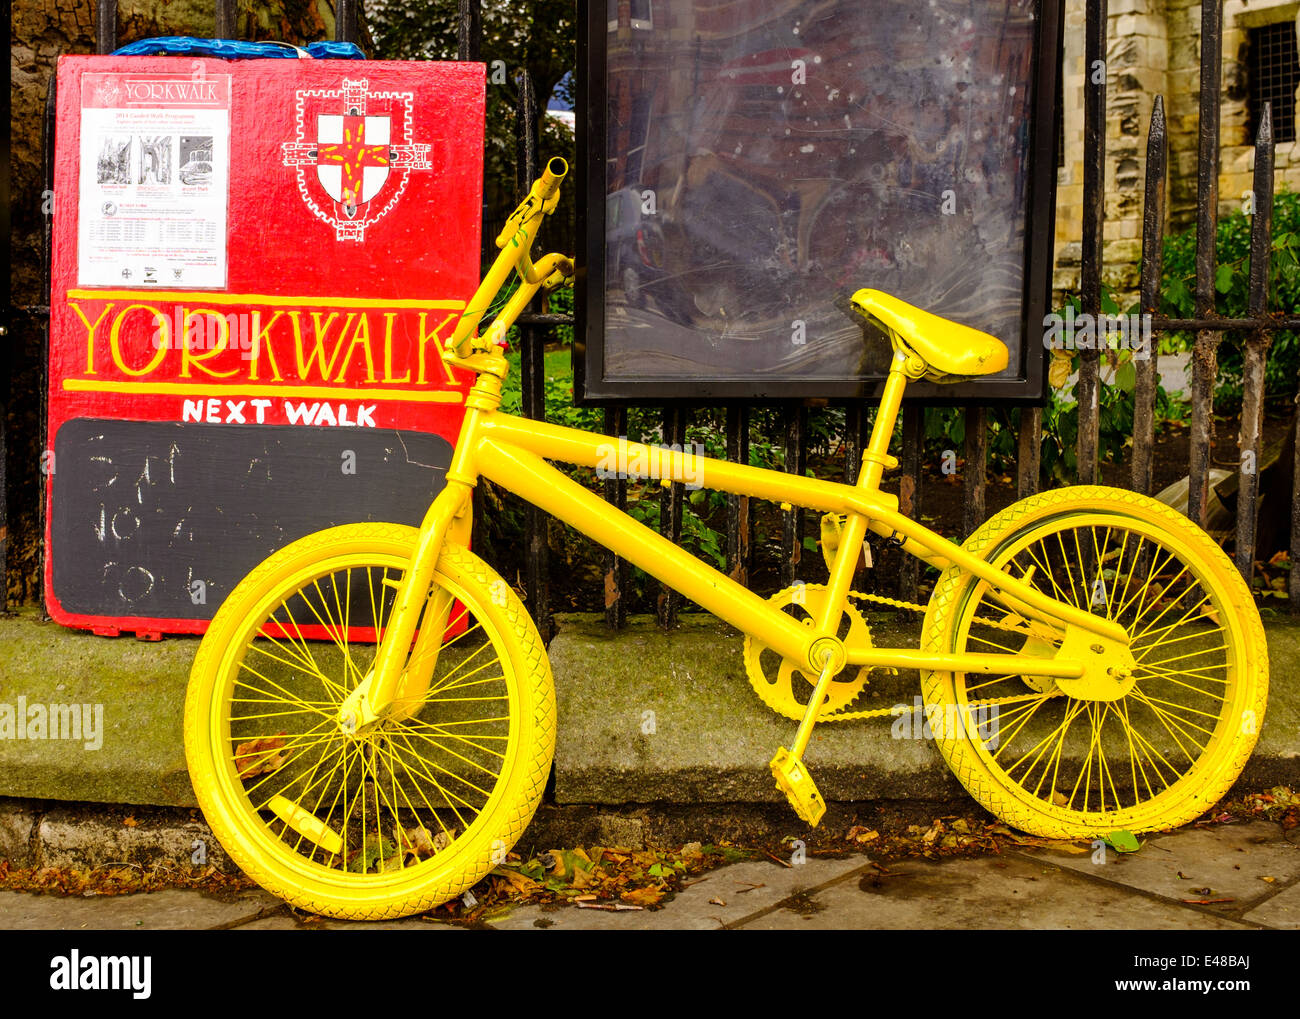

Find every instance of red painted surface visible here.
[46,56,485,635]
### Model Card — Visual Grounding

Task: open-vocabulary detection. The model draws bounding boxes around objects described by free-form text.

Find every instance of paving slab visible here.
[36,807,232,871]
[1030,820,1300,911]
[1238,621,1300,790]
[731,854,1252,930]
[0,887,280,930]
[489,854,867,930]
[0,800,38,866]
[1242,878,1300,929]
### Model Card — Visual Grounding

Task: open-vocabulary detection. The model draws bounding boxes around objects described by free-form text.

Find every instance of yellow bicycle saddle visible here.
[850,288,1009,382]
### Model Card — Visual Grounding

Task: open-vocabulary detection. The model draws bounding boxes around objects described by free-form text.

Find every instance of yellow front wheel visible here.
[921,486,1267,839]
[184,523,555,920]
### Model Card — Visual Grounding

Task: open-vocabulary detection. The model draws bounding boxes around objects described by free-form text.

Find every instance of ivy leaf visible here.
[1115,360,1136,394]
[1214,263,1235,294]
[1163,274,1192,316]
[1103,830,1142,854]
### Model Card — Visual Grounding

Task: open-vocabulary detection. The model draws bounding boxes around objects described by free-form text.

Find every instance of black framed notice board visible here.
[577,0,1063,403]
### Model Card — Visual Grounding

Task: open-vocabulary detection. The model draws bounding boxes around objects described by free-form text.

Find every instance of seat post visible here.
[857,352,911,492]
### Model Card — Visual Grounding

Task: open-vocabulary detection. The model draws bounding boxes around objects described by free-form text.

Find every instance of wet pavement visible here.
[2,818,1296,930]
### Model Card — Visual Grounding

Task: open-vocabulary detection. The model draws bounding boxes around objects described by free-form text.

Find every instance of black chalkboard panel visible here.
[50,418,452,623]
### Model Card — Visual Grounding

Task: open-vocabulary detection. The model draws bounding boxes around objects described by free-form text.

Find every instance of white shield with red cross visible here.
[315,113,391,207]
[281,78,432,241]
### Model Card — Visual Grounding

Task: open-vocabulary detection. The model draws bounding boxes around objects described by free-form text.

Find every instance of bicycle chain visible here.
[807,587,1066,722]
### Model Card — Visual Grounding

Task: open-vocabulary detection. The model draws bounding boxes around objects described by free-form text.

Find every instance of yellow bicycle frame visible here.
[356,157,1129,727]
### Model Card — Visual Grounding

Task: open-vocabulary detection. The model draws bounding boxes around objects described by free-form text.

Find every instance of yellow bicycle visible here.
[185,158,1268,919]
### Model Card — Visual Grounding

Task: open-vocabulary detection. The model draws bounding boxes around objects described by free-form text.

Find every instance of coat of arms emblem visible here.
[281,78,432,241]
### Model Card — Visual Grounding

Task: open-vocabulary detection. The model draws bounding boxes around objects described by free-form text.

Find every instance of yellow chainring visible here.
[742,584,873,721]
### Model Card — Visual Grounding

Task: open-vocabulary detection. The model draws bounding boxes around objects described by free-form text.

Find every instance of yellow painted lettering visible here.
[108,304,169,377]
[69,301,116,375]
[248,309,287,382]
[416,311,460,385]
[179,308,238,378]
[334,311,377,383]
[382,312,410,383]
[297,311,354,381]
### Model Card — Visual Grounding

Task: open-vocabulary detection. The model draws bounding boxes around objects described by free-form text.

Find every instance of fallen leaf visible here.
[432,828,456,852]
[234,734,289,779]
[122,817,138,829]
[621,885,665,907]
[396,824,436,857]
[491,868,541,896]
[1048,353,1072,388]
[1102,830,1142,854]
[345,836,395,874]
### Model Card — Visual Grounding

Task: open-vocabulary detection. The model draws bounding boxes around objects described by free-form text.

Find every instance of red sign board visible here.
[46,55,485,636]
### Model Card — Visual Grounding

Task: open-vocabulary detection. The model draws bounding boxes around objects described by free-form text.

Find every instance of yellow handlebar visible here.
[495,157,569,248]
[445,157,573,360]
[536,157,567,202]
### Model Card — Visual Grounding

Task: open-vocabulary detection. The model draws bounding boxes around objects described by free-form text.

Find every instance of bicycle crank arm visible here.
[771,656,839,828]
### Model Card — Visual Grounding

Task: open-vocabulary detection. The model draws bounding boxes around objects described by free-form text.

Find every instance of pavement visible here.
[2,603,1298,934]
[1,818,1296,930]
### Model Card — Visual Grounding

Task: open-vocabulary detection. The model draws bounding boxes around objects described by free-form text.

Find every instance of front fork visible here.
[337,481,474,733]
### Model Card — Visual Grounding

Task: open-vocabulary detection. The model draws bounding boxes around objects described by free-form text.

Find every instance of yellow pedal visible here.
[770,747,826,827]
[267,794,344,856]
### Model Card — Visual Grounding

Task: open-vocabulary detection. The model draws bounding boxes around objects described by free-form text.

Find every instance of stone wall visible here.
[1053,0,1300,303]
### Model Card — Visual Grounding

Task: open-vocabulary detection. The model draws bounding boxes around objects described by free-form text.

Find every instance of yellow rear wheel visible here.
[184,523,554,920]
[921,486,1267,838]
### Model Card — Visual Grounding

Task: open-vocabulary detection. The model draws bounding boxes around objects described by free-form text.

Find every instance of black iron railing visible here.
[5,1,1298,631]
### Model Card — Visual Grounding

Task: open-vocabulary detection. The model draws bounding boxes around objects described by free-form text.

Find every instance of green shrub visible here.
[1160,190,1300,409]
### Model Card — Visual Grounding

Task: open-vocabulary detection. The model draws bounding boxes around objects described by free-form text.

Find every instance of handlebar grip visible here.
[536,157,568,201]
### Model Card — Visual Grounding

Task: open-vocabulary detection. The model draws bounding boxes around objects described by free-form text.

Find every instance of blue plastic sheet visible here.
[111,37,365,60]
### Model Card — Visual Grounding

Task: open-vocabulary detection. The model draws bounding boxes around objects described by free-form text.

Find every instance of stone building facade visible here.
[1054,0,1300,298]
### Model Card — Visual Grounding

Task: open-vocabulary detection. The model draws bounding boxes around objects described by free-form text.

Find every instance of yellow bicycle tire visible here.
[184,523,555,920]
[921,486,1267,838]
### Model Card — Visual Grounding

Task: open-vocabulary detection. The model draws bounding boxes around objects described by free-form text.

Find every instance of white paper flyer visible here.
[77,71,232,289]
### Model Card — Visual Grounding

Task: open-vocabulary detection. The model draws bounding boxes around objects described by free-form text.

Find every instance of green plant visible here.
[1160,190,1300,408]
[1038,288,1144,483]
